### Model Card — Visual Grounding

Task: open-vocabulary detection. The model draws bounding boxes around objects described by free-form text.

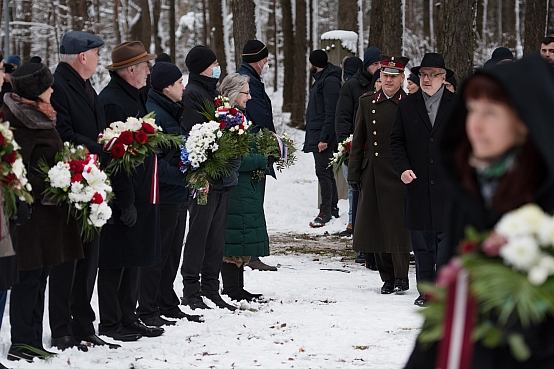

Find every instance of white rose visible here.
[529,265,550,285]
[496,212,532,238]
[12,158,24,179]
[499,235,541,271]
[126,117,142,132]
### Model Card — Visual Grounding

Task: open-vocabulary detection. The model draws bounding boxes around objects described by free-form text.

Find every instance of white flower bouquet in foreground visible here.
[38,143,113,241]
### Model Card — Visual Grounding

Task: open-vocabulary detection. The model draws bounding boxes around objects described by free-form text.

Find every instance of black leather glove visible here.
[267,155,277,168]
[13,199,32,226]
[119,204,137,227]
[348,181,361,192]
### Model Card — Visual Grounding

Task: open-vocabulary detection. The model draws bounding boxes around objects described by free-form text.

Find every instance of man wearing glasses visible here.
[390,53,455,307]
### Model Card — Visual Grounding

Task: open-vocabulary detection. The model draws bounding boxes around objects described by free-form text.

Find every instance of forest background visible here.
[3,0,552,128]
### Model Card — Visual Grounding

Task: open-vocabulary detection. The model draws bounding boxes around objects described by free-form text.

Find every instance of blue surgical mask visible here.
[211,66,221,79]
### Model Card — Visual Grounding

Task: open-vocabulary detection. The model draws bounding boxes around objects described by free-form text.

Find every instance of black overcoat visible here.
[97,72,161,269]
[348,89,411,253]
[390,87,455,232]
[237,62,274,132]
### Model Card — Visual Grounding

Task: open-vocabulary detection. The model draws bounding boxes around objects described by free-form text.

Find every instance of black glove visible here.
[13,199,32,226]
[119,204,137,227]
[267,155,277,168]
[348,181,361,192]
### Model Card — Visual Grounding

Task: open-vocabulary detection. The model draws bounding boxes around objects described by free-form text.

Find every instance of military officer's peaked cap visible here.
[380,54,410,75]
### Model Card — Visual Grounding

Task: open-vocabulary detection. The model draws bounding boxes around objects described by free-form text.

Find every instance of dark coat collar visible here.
[147,89,184,121]
[55,62,93,109]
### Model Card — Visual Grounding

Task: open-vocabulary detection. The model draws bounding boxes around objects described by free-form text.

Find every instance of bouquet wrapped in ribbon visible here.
[98,112,183,174]
[0,120,33,217]
[252,128,296,180]
[38,142,113,241]
[180,96,252,205]
[418,203,554,367]
[327,134,368,175]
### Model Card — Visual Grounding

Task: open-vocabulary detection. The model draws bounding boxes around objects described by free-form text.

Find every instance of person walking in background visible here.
[4,63,84,362]
[139,62,203,325]
[341,56,363,82]
[97,41,163,342]
[390,53,456,307]
[335,46,381,267]
[219,73,267,302]
[180,45,239,311]
[49,30,120,351]
[348,55,412,295]
[304,49,342,228]
[406,73,420,94]
[237,40,278,271]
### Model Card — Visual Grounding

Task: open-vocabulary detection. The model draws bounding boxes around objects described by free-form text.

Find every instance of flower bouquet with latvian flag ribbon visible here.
[179,96,252,205]
[252,129,296,180]
[38,142,114,241]
[327,134,367,175]
[97,112,183,174]
[418,203,554,368]
[0,120,33,218]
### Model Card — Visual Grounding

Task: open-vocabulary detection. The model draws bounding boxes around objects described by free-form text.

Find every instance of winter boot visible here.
[239,265,263,301]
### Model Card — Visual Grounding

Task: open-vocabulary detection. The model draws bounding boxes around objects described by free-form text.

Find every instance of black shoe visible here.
[225,288,262,302]
[394,278,409,293]
[141,314,176,327]
[309,212,331,227]
[161,308,204,323]
[339,224,353,237]
[331,206,340,218]
[0,362,8,369]
[77,334,121,349]
[202,291,237,311]
[51,336,88,352]
[181,293,211,310]
[381,280,395,294]
[7,344,56,362]
[242,289,263,300]
[246,259,278,271]
[355,252,367,263]
[125,321,164,338]
[414,294,428,307]
[99,327,142,342]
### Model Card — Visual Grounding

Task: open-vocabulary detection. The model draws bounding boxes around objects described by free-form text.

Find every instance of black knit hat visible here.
[408,73,420,86]
[309,50,328,68]
[11,63,54,100]
[185,45,216,74]
[155,52,172,63]
[242,40,268,63]
[151,62,182,91]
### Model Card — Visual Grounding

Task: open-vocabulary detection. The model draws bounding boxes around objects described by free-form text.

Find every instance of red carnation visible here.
[141,123,155,134]
[119,131,134,145]
[71,173,83,182]
[230,108,239,115]
[111,142,126,158]
[2,151,17,164]
[2,172,16,184]
[345,142,352,152]
[215,99,221,106]
[459,240,477,254]
[219,121,226,130]
[91,192,104,204]
[135,131,149,144]
[238,124,244,130]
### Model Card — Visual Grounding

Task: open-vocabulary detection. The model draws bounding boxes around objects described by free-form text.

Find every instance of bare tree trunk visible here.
[282,0,294,112]
[202,0,208,46]
[130,0,152,50]
[437,0,477,82]
[423,0,430,40]
[152,0,162,53]
[169,0,176,62]
[18,0,33,63]
[524,0,549,54]
[232,0,256,70]
[114,0,121,45]
[368,0,401,53]
[433,0,443,48]
[209,0,227,78]
[290,0,307,129]
[338,0,357,31]
[502,0,516,48]
[268,0,278,89]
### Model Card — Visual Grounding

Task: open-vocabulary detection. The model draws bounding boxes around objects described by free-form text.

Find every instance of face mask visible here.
[210,66,221,79]
[261,62,270,76]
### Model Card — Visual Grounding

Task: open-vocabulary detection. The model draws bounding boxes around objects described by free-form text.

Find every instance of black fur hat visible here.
[11,63,54,100]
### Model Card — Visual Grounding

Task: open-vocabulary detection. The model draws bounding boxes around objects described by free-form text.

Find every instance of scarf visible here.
[422,85,445,126]
[12,94,57,122]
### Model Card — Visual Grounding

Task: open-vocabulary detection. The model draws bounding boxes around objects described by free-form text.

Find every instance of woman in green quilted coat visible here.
[219,73,268,301]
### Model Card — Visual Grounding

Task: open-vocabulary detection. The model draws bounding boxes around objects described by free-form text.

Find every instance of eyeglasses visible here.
[239,91,251,95]
[418,72,445,79]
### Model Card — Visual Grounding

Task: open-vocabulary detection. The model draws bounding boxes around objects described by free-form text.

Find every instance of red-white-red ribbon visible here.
[150,156,159,204]
[437,268,476,369]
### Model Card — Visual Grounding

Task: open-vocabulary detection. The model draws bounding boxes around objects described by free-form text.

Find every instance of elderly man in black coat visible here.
[97,41,163,342]
[304,50,342,228]
[48,31,120,351]
[390,53,455,306]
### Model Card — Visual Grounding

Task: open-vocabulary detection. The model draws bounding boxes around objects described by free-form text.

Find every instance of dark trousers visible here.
[49,236,99,338]
[410,230,446,292]
[313,150,338,215]
[97,266,140,332]
[0,290,6,329]
[138,203,187,319]
[10,266,51,348]
[375,252,410,281]
[181,191,228,297]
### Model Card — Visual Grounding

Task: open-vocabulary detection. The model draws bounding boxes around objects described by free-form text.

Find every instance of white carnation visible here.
[88,202,112,227]
[528,265,550,285]
[48,162,71,189]
[499,235,541,271]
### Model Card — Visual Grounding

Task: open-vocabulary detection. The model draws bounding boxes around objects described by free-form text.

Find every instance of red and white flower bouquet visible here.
[98,112,183,174]
[39,142,113,241]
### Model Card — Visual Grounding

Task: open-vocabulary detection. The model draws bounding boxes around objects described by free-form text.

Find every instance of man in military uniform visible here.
[347,55,412,294]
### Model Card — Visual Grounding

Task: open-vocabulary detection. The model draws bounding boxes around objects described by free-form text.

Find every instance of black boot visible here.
[221,262,244,301]
[239,265,263,301]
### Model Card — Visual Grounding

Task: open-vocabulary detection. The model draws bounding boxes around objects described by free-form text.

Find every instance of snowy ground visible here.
[0,116,423,368]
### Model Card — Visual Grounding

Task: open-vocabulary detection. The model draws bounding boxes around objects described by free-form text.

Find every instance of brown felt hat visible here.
[106,41,156,71]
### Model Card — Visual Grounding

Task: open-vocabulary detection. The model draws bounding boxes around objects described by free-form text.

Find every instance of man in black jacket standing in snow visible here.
[304,49,342,228]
